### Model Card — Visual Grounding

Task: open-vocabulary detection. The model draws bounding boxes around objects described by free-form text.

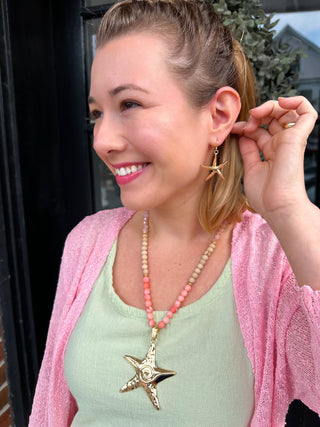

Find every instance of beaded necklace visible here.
[120,211,224,410]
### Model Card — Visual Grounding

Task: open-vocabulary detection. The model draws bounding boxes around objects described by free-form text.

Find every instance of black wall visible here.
[1,0,94,423]
[6,0,93,362]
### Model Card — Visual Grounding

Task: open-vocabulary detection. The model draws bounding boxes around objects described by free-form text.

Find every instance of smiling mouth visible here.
[115,163,149,177]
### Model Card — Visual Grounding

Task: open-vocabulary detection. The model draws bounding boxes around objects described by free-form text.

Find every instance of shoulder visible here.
[60,207,135,264]
[231,209,292,282]
[232,210,280,254]
[233,209,273,239]
[66,207,134,246]
[58,207,135,289]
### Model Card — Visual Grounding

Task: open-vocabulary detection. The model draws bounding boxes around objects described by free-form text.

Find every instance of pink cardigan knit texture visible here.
[29,208,320,426]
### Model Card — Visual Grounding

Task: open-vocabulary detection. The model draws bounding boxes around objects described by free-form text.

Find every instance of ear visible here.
[206,86,241,147]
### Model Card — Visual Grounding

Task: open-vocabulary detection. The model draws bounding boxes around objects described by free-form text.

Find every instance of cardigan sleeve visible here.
[278,276,320,414]
[231,211,320,426]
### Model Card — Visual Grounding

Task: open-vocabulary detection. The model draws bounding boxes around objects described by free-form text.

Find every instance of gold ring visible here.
[283,122,295,129]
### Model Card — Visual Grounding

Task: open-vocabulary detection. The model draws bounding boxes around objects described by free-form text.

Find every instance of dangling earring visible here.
[201,146,228,182]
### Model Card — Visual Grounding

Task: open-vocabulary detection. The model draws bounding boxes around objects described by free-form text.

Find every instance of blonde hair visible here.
[97,0,258,232]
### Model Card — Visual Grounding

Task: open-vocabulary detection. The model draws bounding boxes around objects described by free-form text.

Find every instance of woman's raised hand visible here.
[232,96,318,220]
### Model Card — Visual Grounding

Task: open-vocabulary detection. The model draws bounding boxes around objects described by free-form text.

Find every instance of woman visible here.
[30,0,320,425]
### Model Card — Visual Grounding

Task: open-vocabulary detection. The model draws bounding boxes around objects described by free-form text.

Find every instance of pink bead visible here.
[147,313,154,320]
[181,290,188,297]
[171,306,177,313]
[167,311,173,318]
[158,321,165,329]
[145,300,152,307]
[174,301,181,308]
[146,307,153,313]
[143,282,150,289]
[149,319,156,327]
[185,284,192,291]
[163,316,170,324]
[144,288,150,295]
[143,277,149,283]
[178,295,184,302]
[144,294,151,301]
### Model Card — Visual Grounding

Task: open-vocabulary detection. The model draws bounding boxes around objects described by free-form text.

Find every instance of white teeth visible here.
[115,164,146,176]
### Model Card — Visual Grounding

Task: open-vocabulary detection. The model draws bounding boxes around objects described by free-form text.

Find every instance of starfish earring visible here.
[201,147,228,182]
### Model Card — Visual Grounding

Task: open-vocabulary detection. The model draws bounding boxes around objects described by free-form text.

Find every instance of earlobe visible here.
[207,86,241,146]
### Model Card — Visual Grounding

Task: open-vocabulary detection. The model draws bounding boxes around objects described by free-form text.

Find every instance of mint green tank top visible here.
[64,240,254,426]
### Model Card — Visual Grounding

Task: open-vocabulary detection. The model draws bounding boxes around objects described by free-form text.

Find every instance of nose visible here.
[93,114,127,159]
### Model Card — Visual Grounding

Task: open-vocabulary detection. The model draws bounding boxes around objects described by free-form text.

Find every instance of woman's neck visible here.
[145,205,210,244]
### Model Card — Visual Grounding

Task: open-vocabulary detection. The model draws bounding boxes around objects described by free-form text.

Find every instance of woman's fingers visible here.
[231,121,247,134]
[232,97,318,150]
[231,96,317,218]
[278,96,318,138]
[268,111,298,136]
[248,96,317,137]
[238,136,261,172]
[278,96,317,118]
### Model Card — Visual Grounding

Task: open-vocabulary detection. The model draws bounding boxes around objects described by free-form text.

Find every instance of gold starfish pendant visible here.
[120,327,176,410]
[201,148,228,181]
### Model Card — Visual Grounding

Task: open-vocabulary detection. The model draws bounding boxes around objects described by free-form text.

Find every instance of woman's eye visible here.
[89,110,103,123]
[121,101,140,111]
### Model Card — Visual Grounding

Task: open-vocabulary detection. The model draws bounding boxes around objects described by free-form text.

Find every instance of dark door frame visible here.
[0,0,38,424]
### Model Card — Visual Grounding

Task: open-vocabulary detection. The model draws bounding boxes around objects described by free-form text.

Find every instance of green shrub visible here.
[210,0,303,102]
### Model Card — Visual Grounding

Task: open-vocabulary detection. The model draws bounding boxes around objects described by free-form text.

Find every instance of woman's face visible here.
[89,32,212,212]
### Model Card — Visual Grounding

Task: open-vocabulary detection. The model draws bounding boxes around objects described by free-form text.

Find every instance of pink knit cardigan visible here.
[29,208,320,426]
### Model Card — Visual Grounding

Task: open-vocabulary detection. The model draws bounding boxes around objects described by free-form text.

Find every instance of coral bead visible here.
[158,321,165,329]
[171,306,177,313]
[148,319,156,327]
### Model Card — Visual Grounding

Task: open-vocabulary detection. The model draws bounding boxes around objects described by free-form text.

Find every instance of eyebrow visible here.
[88,84,149,105]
